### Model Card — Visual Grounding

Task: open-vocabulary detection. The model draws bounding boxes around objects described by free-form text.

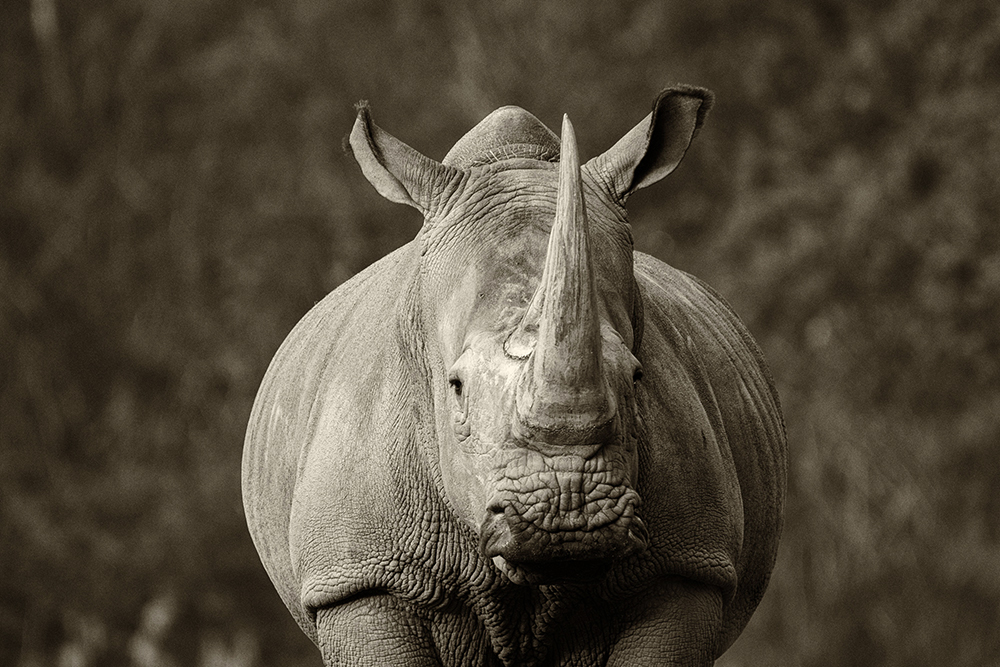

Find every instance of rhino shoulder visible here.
[632,250,782,434]
[242,240,430,638]
[632,250,786,652]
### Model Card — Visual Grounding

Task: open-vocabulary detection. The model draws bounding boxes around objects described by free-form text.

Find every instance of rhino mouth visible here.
[479,450,647,585]
[489,555,618,586]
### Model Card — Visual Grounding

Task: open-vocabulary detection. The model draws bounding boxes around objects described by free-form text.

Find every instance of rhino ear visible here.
[349,102,462,215]
[585,86,713,203]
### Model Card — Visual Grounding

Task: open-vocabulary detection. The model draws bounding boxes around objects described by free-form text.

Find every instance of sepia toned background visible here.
[3,1,998,665]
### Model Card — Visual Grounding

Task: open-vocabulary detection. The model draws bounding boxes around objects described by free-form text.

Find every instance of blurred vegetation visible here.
[2,0,998,665]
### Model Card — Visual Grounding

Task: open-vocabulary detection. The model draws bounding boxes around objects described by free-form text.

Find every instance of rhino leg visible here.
[607,578,723,667]
[315,596,441,667]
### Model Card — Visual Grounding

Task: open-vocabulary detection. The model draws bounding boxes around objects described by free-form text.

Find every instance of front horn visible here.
[514,116,614,441]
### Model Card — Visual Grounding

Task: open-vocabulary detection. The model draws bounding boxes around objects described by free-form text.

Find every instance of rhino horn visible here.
[514,116,615,449]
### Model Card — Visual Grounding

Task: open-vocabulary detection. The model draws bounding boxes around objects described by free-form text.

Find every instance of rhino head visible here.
[350,88,712,585]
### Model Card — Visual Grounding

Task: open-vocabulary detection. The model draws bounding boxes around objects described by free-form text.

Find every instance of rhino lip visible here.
[480,498,648,585]
[481,507,649,558]
[483,521,647,586]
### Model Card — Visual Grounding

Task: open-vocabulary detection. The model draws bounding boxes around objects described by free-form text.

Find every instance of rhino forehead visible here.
[429,165,625,249]
[420,168,636,340]
[443,106,561,169]
[420,167,558,260]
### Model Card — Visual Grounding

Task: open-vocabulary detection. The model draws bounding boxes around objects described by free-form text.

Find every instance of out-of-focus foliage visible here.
[2,0,997,665]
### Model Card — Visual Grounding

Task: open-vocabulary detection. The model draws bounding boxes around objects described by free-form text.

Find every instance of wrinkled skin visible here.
[427,159,648,586]
[243,86,786,666]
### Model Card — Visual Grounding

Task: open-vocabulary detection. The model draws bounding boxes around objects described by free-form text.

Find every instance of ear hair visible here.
[349,102,462,216]
[585,86,713,204]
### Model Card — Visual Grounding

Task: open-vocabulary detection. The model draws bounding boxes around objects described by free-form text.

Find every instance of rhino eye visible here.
[632,367,644,384]
[448,372,464,397]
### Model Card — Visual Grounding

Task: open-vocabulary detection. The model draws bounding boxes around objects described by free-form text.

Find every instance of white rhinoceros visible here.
[243,85,786,666]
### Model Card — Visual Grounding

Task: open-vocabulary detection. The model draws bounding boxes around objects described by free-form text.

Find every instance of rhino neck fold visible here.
[515,116,614,449]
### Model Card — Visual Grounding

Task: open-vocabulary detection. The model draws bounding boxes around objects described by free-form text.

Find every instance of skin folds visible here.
[242,86,786,666]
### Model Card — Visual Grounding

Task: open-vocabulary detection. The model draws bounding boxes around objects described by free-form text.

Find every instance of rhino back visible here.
[632,250,786,654]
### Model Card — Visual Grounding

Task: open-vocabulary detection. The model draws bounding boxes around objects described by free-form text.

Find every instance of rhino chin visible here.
[491,555,615,586]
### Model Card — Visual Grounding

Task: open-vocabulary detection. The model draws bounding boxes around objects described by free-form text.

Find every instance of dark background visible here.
[3,1,998,665]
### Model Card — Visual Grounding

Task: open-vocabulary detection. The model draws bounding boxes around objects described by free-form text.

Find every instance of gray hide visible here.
[243,85,787,667]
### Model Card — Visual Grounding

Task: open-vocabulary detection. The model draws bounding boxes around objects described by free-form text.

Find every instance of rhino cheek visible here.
[437,431,492,533]
[439,395,512,534]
